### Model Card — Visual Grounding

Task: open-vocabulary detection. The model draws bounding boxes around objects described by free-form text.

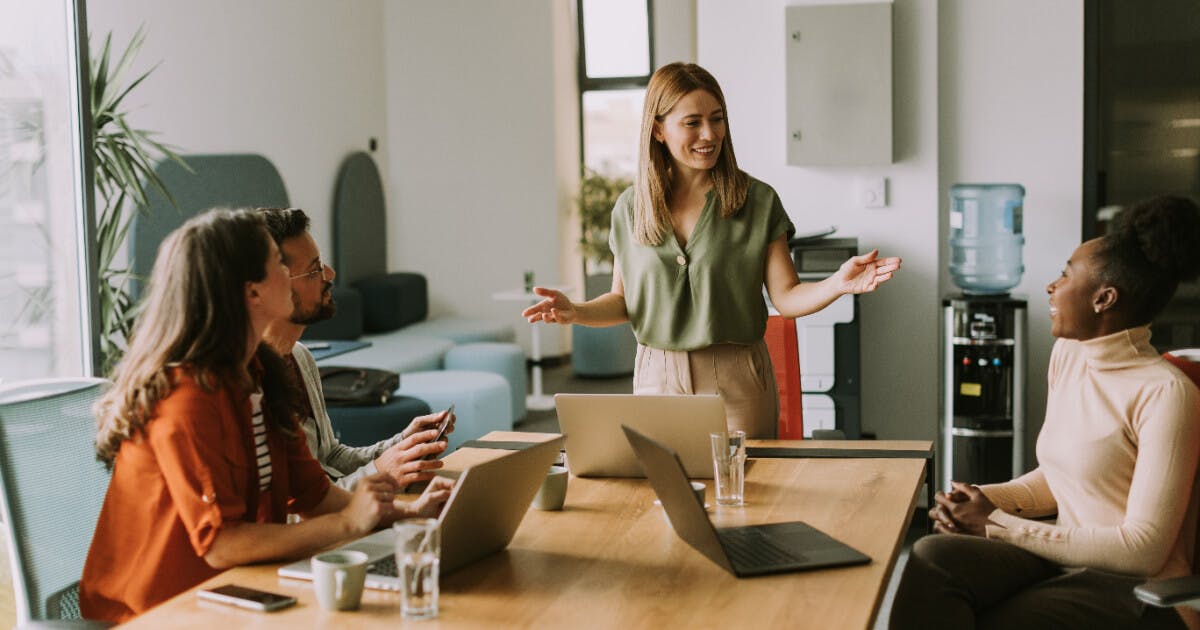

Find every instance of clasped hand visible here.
[929,481,997,537]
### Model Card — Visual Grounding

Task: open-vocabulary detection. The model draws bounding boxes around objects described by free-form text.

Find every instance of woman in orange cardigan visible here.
[80,209,450,622]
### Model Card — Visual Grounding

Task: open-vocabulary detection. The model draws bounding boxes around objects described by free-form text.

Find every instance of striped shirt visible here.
[249,390,272,493]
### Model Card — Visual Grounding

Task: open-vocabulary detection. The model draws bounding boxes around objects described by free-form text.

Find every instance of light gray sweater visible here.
[292,343,404,490]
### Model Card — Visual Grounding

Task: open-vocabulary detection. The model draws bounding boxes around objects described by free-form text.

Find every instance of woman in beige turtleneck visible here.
[890,196,1200,630]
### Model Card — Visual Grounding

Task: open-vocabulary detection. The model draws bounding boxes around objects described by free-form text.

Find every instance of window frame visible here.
[72,0,101,376]
[575,0,655,170]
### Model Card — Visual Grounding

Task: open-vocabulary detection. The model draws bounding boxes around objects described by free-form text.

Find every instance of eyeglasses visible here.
[289,260,329,281]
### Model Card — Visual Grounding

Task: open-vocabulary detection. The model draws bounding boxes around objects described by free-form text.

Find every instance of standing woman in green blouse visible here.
[524,62,901,438]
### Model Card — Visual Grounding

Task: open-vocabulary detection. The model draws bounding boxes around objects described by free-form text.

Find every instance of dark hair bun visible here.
[1113,195,1200,283]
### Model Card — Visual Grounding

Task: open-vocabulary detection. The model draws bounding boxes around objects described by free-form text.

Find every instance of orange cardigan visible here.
[79,369,331,622]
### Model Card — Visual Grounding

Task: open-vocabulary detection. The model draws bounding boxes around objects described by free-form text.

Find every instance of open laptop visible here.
[622,425,870,577]
[279,436,562,590]
[555,393,726,478]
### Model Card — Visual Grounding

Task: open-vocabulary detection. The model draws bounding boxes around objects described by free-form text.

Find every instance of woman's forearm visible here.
[203,511,355,569]
[574,292,631,327]
[770,276,844,319]
[203,485,356,569]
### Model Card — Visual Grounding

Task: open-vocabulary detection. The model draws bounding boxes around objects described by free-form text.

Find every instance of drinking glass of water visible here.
[394,518,440,619]
[710,430,746,507]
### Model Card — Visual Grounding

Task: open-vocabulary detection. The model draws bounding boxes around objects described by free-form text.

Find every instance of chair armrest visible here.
[1135,575,1200,608]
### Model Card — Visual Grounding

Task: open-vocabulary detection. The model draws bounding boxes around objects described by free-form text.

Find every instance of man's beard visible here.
[291,286,337,325]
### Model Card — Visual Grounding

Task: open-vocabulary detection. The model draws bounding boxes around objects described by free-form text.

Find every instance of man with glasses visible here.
[258,207,452,490]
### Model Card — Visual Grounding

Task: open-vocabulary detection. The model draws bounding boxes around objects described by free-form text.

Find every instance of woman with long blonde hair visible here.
[81,209,450,623]
[525,62,901,437]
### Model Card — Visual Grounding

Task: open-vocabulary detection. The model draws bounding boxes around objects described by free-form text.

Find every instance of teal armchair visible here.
[0,378,113,627]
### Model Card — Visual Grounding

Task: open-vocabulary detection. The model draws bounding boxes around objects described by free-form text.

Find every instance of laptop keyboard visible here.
[720,527,807,568]
[368,555,399,577]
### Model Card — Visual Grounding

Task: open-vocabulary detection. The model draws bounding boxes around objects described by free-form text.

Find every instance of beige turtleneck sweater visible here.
[980,327,1200,585]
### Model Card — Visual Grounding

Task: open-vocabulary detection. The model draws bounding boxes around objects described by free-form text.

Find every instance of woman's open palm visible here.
[835,249,902,294]
[521,287,578,324]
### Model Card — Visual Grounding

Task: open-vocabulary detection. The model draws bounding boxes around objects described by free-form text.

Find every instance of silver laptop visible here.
[555,393,726,478]
[623,425,870,577]
[279,436,562,590]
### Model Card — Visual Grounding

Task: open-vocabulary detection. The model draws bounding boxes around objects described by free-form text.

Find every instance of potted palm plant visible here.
[90,28,187,374]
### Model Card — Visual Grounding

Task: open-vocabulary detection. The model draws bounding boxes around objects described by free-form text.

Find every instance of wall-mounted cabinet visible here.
[785,2,893,166]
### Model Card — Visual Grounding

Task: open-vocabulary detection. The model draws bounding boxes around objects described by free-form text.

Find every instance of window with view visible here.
[578,0,653,179]
[0,0,94,383]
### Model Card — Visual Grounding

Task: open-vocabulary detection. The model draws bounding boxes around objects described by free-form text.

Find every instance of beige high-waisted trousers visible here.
[632,339,779,439]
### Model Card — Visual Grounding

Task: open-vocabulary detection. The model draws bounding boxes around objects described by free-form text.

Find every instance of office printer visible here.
[788,236,861,438]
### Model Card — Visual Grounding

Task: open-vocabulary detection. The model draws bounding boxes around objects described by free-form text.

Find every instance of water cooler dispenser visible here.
[941,183,1028,488]
[942,296,1026,487]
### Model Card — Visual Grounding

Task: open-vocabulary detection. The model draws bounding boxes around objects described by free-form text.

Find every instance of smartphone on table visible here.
[197,584,296,612]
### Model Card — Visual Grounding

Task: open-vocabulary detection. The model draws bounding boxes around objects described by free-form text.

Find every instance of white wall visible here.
[88,0,693,359]
[698,0,942,442]
[86,1,388,261]
[555,0,584,345]
[383,0,567,355]
[698,0,1084,457]
[655,0,698,65]
[939,0,1084,466]
[86,0,1086,451]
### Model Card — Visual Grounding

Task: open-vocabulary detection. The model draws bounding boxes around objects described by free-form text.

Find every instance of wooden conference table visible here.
[121,433,929,629]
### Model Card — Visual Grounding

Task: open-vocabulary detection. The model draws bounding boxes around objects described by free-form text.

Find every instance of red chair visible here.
[765,315,804,438]
[1164,350,1200,389]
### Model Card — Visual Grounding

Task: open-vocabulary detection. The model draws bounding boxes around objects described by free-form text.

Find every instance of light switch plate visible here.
[859,177,887,208]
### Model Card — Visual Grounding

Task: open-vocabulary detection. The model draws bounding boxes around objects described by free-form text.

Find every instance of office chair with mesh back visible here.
[1135,350,1200,611]
[0,378,113,628]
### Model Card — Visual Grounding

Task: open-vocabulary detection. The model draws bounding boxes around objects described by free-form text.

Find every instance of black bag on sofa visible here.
[318,366,400,406]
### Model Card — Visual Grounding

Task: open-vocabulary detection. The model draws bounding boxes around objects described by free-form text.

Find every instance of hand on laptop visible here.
[341,472,399,536]
[374,429,448,487]
[402,476,455,519]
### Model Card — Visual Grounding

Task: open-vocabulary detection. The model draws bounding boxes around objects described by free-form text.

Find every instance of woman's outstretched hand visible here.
[835,249,902,295]
[521,286,578,324]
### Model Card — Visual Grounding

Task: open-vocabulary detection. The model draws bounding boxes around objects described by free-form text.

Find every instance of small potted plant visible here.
[578,169,631,298]
[573,169,636,377]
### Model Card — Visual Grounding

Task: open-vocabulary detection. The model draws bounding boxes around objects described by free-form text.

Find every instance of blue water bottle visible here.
[948,183,1025,294]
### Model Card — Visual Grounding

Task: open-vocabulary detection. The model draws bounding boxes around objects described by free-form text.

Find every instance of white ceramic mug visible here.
[311,550,369,611]
[532,465,569,510]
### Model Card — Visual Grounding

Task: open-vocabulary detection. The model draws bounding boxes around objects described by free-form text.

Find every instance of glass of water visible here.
[394,518,440,619]
[710,430,746,507]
